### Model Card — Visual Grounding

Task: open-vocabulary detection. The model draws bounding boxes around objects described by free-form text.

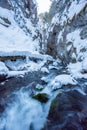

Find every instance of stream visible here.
[0,65,87,130]
[0,67,56,130]
[0,89,50,130]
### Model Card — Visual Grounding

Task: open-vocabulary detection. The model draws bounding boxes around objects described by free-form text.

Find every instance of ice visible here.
[0,61,9,75]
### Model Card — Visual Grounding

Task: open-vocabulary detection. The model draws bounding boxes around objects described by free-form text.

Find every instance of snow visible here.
[67,45,72,52]
[0,5,53,78]
[0,61,27,77]
[51,0,87,26]
[0,0,87,86]
[41,73,56,84]
[57,30,63,43]
[0,6,54,78]
[36,84,44,90]
[68,62,83,79]
[0,7,15,24]
[53,74,77,85]
[41,74,77,93]
[67,29,87,60]
[0,7,53,77]
[68,61,87,79]
[0,23,39,55]
[0,55,50,78]
[0,7,39,58]
[41,67,49,73]
[7,71,26,78]
[37,0,51,14]
[0,7,53,59]
[67,0,87,19]
[0,55,52,78]
[50,74,77,90]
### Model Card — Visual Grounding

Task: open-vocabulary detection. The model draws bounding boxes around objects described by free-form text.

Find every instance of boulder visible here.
[46,90,87,130]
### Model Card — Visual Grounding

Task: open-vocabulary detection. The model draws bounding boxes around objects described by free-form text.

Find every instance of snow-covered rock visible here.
[41,67,49,73]
[50,74,77,90]
[68,62,83,79]
[68,61,87,79]
[36,84,44,90]
[41,73,56,84]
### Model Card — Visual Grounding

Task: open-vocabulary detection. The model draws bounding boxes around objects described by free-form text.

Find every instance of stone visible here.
[0,74,7,82]
[33,93,49,103]
[46,90,87,130]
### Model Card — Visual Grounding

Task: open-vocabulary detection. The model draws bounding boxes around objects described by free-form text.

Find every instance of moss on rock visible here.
[33,93,49,103]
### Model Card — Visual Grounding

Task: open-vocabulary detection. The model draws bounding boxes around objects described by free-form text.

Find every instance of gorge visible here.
[0,0,87,130]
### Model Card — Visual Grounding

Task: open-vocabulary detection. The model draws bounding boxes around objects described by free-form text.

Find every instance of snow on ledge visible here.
[0,51,53,62]
[50,74,77,90]
[68,60,87,79]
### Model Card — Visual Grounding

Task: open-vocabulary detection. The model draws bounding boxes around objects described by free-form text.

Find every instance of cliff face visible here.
[0,0,38,31]
[47,0,87,65]
[0,0,41,54]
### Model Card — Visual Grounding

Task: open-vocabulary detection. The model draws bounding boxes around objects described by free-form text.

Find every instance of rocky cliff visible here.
[0,0,38,30]
[46,0,87,65]
[0,0,41,54]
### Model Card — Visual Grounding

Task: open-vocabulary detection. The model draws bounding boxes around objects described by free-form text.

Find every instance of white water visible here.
[0,89,50,130]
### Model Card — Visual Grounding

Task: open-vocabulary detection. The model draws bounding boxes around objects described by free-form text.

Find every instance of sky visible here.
[36,0,51,14]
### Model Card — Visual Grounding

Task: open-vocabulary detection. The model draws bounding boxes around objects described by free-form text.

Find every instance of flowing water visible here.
[0,88,51,130]
[0,67,58,130]
[0,67,87,130]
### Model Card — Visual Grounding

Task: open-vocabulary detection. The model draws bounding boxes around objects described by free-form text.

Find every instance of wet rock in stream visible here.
[33,93,49,103]
[45,90,87,130]
[0,74,7,82]
[0,71,43,95]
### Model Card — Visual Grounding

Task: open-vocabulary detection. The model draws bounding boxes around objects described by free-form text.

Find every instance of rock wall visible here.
[0,0,38,24]
[0,0,40,41]
[46,0,87,65]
